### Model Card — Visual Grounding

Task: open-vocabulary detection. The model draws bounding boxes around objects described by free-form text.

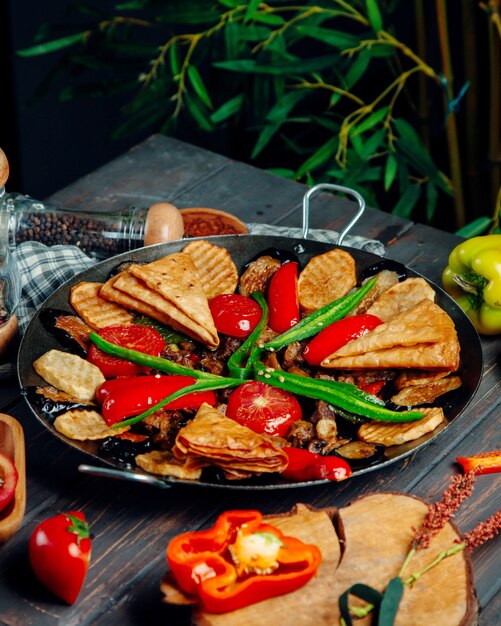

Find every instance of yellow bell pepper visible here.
[442,234,501,335]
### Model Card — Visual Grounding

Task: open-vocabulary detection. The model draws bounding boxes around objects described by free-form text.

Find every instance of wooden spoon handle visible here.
[0,148,9,188]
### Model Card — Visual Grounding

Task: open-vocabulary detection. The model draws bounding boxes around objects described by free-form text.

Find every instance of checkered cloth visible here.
[0,227,384,379]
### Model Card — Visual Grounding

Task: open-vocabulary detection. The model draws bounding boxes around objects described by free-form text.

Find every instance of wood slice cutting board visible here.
[162,495,477,626]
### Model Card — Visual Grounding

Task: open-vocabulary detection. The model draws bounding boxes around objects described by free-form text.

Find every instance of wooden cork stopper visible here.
[0,148,9,188]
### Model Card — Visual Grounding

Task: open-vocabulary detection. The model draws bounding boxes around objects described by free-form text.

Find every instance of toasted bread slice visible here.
[33,349,105,401]
[358,407,445,446]
[182,240,238,299]
[298,249,356,313]
[70,281,134,329]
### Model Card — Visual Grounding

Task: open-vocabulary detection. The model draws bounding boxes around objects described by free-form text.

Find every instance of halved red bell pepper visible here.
[303,314,383,366]
[268,262,300,334]
[281,447,352,482]
[456,450,501,475]
[167,509,322,613]
[97,374,217,426]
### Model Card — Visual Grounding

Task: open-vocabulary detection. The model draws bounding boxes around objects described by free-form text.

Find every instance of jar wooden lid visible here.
[180,208,248,237]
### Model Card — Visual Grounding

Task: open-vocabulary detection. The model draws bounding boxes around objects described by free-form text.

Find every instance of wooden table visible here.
[1,135,499,625]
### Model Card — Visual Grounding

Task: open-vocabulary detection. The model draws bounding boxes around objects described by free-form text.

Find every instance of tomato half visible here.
[226,380,302,437]
[29,511,91,604]
[87,325,165,377]
[209,294,262,338]
[0,451,18,513]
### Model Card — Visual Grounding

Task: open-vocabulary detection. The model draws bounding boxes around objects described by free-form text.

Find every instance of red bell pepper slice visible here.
[97,374,217,426]
[268,262,300,334]
[303,314,383,366]
[357,379,386,397]
[281,447,352,482]
[167,509,322,613]
[456,451,501,475]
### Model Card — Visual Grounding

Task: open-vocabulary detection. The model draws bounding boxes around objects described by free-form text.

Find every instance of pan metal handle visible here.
[302,183,366,245]
[78,464,171,489]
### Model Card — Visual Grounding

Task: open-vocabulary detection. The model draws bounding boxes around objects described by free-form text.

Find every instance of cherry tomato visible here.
[29,511,91,604]
[267,262,300,334]
[303,314,383,366]
[0,451,18,513]
[226,380,302,437]
[87,325,165,377]
[209,294,262,338]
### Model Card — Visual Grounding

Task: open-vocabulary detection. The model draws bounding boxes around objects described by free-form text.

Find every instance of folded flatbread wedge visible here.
[321,299,460,370]
[130,253,219,349]
[173,403,288,476]
[365,277,436,321]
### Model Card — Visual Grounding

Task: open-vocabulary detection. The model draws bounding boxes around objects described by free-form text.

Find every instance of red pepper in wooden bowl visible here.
[167,509,322,613]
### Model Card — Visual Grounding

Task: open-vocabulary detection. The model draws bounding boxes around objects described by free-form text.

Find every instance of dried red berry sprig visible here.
[463,509,501,551]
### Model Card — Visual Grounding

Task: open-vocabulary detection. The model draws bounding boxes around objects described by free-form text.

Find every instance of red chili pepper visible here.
[281,447,352,482]
[357,380,386,397]
[97,374,217,426]
[303,314,383,366]
[167,509,322,613]
[456,451,501,475]
[268,262,300,334]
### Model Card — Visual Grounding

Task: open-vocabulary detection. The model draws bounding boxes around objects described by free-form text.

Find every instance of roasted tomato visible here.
[209,294,262,338]
[267,262,300,334]
[87,325,165,377]
[0,451,18,513]
[29,511,92,604]
[226,380,302,437]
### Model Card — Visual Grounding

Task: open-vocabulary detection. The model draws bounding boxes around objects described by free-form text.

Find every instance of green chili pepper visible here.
[227,292,269,379]
[253,363,423,423]
[89,333,221,381]
[115,377,244,428]
[263,277,377,351]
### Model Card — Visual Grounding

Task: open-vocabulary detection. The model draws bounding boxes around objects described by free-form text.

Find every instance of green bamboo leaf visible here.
[244,0,261,23]
[455,217,492,237]
[392,183,422,218]
[210,93,244,123]
[358,128,385,159]
[224,22,241,59]
[218,0,239,7]
[17,32,86,57]
[394,118,436,177]
[366,0,383,31]
[384,153,397,190]
[169,43,180,77]
[184,92,214,131]
[346,47,371,87]
[426,182,438,222]
[237,25,272,42]
[187,65,213,109]
[351,107,388,137]
[266,90,307,122]
[267,168,295,178]
[214,54,339,74]
[378,577,403,626]
[251,122,281,159]
[252,13,286,26]
[296,136,338,178]
[156,9,219,25]
[370,44,396,57]
[295,25,361,49]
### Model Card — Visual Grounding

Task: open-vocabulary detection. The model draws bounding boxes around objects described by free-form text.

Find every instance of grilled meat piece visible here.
[287,420,315,447]
[239,256,280,297]
[283,341,306,369]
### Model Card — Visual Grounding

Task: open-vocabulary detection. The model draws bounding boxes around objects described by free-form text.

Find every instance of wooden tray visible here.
[0,413,26,542]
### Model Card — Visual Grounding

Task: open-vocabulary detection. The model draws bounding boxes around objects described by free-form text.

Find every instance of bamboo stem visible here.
[436,0,466,227]
[414,1,430,148]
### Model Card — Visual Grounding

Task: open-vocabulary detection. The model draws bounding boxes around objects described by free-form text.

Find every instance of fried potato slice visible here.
[322,300,460,371]
[135,450,203,480]
[33,349,105,401]
[70,281,134,329]
[298,249,356,313]
[358,407,445,446]
[182,240,238,299]
[391,375,462,406]
[54,409,129,440]
[173,403,288,475]
[394,369,451,390]
[365,277,436,322]
[130,253,219,349]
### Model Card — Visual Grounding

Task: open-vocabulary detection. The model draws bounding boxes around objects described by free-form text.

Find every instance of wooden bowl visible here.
[180,208,248,237]
[0,413,26,542]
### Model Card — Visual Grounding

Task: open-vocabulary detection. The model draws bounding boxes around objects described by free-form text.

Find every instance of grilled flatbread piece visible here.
[358,407,445,446]
[365,277,436,321]
[394,369,450,390]
[70,281,134,329]
[321,300,460,371]
[130,253,219,349]
[33,349,105,401]
[182,240,238,299]
[173,403,288,477]
[135,450,203,480]
[298,249,356,313]
[391,375,462,406]
[54,409,129,440]
[347,270,399,317]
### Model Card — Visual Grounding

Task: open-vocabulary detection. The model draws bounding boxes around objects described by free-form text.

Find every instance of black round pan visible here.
[18,234,483,490]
